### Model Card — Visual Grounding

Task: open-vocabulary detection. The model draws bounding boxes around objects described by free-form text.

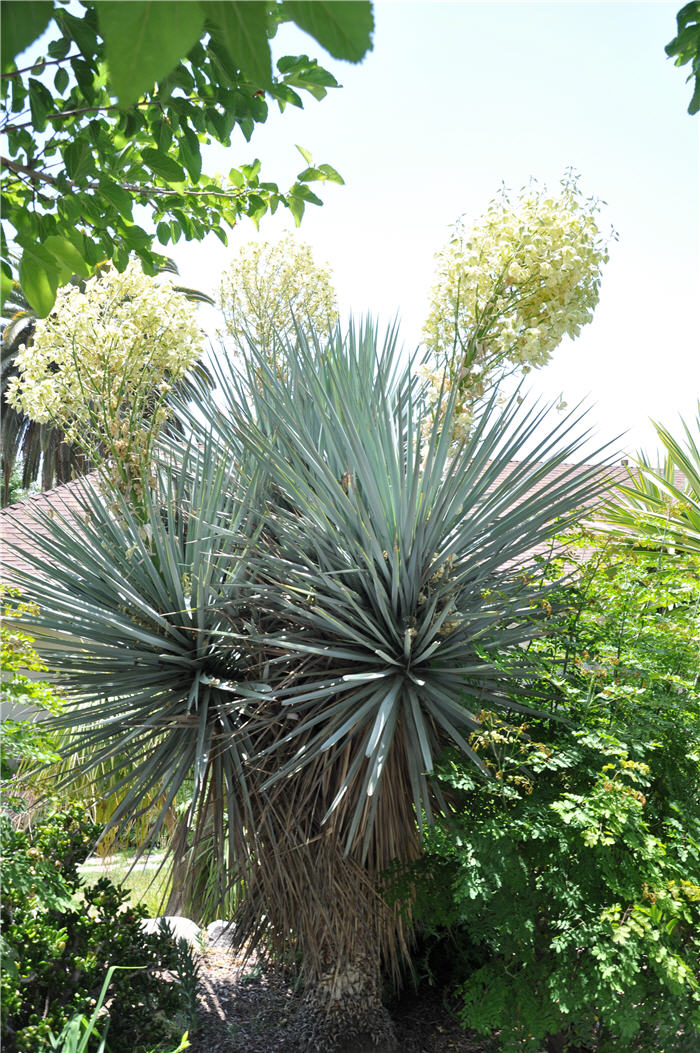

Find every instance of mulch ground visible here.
[187,945,498,1053]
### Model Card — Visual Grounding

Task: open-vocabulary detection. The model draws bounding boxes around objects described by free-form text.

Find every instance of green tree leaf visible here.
[54,66,69,94]
[28,77,54,133]
[296,144,314,165]
[95,0,205,106]
[121,223,152,251]
[297,166,323,182]
[18,244,59,316]
[269,82,303,109]
[99,177,134,218]
[689,76,700,114]
[64,137,94,182]
[290,183,323,206]
[178,127,202,182]
[42,235,90,279]
[318,163,344,184]
[47,35,71,61]
[1,1,54,73]
[665,1,700,115]
[55,8,99,59]
[201,1,272,88]
[287,194,305,225]
[140,148,186,183]
[296,164,345,186]
[0,269,13,309]
[281,1,374,62]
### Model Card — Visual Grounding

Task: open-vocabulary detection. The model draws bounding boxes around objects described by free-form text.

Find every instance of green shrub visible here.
[1,584,64,781]
[46,966,191,1053]
[0,805,199,1053]
[403,537,700,1052]
[1,585,177,853]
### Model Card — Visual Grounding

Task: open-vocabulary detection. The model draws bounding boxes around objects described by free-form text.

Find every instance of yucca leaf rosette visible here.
[217,323,611,870]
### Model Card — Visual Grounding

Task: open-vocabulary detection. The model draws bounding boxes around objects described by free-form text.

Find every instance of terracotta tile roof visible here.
[1,475,95,583]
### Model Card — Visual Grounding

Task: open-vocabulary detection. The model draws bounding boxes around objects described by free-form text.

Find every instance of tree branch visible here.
[3,103,151,132]
[1,155,257,203]
[1,54,82,79]
[1,156,59,187]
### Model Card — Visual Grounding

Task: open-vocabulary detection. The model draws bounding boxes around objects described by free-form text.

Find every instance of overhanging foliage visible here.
[0,1,373,313]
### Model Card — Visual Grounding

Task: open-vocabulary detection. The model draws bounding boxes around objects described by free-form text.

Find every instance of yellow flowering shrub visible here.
[6,260,205,499]
[422,175,613,439]
[218,233,338,355]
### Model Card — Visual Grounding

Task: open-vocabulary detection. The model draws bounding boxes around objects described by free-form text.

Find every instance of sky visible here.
[168,0,699,463]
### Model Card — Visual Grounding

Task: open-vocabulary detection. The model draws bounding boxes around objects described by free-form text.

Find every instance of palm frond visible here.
[603,403,700,553]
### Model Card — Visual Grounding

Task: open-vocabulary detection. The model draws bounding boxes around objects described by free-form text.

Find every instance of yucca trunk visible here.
[234,793,406,1053]
[165,814,209,921]
[285,857,400,1053]
[296,954,397,1053]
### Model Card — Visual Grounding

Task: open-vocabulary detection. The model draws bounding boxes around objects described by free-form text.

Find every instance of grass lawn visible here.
[79,851,172,917]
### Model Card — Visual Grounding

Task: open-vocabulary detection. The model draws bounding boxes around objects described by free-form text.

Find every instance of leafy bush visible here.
[0,805,198,1053]
[1,585,175,852]
[46,965,191,1053]
[1,584,64,780]
[403,536,700,1052]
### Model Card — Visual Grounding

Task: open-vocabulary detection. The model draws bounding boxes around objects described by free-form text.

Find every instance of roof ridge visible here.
[0,471,99,516]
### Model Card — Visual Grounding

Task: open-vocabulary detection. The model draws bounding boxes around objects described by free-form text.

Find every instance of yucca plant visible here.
[1,260,213,504]
[1,295,87,503]
[602,403,700,555]
[12,321,612,1052]
[8,426,270,906]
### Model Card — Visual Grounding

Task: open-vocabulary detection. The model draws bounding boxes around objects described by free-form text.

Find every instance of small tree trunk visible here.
[295,954,397,1053]
[544,1030,591,1053]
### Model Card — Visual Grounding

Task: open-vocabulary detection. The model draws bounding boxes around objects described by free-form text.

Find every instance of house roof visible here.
[1,459,656,586]
[1,475,95,583]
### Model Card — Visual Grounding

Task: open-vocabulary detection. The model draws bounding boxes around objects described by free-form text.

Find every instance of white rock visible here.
[206,919,238,947]
[141,916,202,945]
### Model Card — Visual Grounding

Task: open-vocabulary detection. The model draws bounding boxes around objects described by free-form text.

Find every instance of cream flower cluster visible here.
[418,363,477,445]
[421,176,612,435]
[7,260,205,433]
[219,233,338,354]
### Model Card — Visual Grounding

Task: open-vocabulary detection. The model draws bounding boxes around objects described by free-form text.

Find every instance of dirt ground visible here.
[187,945,498,1053]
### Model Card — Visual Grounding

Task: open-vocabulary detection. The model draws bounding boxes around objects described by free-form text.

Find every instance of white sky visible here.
[168,0,699,462]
